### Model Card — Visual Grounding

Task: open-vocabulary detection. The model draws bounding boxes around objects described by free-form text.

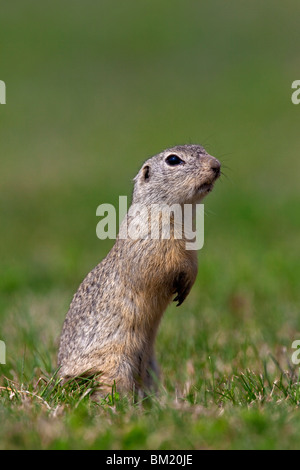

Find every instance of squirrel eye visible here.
[165,154,184,166]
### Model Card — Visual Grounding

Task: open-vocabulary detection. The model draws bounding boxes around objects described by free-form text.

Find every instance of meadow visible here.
[1,0,300,449]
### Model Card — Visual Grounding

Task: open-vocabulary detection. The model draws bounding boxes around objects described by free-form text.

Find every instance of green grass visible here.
[1,0,300,449]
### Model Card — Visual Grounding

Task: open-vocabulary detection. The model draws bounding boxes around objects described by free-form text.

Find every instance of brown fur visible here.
[58,144,221,396]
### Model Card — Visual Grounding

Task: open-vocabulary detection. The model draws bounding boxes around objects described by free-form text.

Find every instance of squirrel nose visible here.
[211,161,221,179]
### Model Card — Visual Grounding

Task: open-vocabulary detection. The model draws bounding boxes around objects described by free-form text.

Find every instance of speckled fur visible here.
[58,144,220,396]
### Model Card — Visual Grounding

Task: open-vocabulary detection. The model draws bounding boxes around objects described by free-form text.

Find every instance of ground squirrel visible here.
[58,144,221,396]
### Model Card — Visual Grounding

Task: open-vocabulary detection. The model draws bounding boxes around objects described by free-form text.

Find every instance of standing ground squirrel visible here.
[58,144,221,396]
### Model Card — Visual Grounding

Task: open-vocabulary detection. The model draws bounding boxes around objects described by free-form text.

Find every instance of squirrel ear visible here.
[142,165,150,181]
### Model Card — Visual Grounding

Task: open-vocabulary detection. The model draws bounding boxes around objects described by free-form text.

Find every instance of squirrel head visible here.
[132,144,221,206]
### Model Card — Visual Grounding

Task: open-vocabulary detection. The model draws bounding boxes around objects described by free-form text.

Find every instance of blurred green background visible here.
[1,0,300,449]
